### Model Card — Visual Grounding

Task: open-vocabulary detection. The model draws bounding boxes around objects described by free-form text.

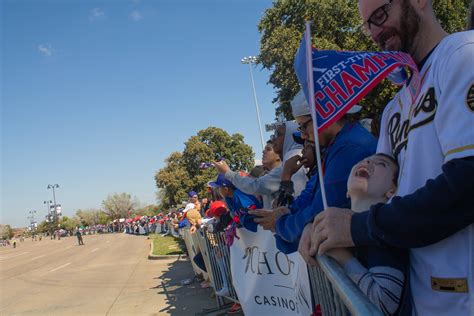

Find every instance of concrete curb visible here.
[148,238,187,260]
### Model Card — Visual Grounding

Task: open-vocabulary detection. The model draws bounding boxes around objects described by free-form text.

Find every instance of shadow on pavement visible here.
[153,258,218,315]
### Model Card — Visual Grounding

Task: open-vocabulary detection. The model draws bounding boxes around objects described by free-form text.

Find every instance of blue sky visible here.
[1,0,279,227]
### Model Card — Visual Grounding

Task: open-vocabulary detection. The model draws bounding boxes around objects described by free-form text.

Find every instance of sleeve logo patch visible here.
[467,84,474,112]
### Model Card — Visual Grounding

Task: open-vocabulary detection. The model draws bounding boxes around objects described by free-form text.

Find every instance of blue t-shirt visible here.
[225,188,262,232]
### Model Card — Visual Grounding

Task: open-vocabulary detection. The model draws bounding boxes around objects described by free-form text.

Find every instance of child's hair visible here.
[374,153,399,185]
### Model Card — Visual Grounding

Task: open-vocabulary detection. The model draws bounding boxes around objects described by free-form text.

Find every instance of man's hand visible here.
[309,207,355,256]
[325,248,353,266]
[249,207,289,231]
[189,225,197,234]
[213,160,231,174]
[281,155,304,181]
[298,223,318,266]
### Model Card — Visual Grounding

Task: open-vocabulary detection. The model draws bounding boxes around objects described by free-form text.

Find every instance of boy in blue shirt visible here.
[209,174,262,245]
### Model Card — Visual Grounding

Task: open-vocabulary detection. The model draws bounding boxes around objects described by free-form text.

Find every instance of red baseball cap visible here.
[206,201,228,217]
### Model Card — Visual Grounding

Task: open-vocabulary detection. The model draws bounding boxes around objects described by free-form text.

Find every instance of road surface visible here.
[0,233,214,315]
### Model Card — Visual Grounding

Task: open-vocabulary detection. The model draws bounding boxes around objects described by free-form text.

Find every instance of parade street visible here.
[0,234,214,315]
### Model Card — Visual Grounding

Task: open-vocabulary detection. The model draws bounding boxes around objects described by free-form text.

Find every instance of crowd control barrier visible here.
[309,256,383,316]
[179,226,383,316]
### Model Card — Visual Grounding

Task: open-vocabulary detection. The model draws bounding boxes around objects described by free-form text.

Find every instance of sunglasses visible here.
[297,118,313,133]
[360,0,394,36]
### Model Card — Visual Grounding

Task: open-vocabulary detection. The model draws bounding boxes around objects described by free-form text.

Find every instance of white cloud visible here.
[89,8,105,21]
[38,44,53,57]
[129,10,143,22]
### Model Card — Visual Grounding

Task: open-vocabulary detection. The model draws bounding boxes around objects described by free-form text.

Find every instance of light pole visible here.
[28,210,37,236]
[241,55,265,151]
[47,184,60,221]
[44,200,52,222]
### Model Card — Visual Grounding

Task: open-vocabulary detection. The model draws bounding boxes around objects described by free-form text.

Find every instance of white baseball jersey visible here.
[377,31,474,316]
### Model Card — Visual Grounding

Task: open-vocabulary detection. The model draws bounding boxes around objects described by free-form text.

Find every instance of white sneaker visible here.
[215,286,230,297]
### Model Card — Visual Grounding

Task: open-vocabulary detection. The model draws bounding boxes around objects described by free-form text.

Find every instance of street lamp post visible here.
[241,55,265,151]
[47,184,60,239]
[47,184,59,221]
[44,200,52,222]
[28,210,37,237]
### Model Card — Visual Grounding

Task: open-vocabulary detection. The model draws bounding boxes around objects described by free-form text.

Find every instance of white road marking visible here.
[49,262,71,273]
[0,252,29,260]
[91,248,99,253]
[30,255,46,261]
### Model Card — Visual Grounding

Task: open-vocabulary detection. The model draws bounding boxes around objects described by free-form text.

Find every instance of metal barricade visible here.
[182,228,208,279]
[201,229,239,305]
[308,256,383,316]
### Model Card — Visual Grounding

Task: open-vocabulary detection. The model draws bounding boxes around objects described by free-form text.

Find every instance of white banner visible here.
[230,227,313,316]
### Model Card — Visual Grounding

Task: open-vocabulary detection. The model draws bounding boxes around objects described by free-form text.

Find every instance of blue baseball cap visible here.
[292,131,305,145]
[208,174,235,189]
[188,191,198,198]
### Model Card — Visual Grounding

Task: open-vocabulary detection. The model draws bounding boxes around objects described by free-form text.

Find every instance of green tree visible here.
[102,193,138,220]
[58,216,79,231]
[155,152,189,209]
[75,209,108,226]
[134,204,161,217]
[155,127,254,209]
[0,224,14,240]
[258,0,471,119]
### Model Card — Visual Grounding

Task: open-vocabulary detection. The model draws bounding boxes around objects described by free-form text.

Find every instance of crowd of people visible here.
[163,1,474,315]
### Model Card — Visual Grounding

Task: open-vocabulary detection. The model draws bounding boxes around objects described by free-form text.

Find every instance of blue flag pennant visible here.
[294,30,419,133]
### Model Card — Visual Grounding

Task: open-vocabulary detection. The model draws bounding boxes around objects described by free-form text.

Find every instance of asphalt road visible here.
[0,233,215,315]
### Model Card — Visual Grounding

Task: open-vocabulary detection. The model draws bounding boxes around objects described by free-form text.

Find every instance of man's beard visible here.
[399,0,421,54]
[376,0,421,53]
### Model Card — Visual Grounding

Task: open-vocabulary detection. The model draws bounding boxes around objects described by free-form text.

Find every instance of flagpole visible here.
[304,21,328,209]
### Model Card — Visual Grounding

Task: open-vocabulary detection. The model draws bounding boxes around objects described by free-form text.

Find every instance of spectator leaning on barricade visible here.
[208,173,262,244]
[213,120,306,210]
[326,154,409,315]
[308,1,474,315]
[251,89,377,254]
[203,201,232,296]
[188,191,201,212]
[261,139,281,173]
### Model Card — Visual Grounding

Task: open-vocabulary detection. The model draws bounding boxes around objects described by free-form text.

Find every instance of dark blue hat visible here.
[208,174,235,189]
[292,131,305,145]
[188,191,198,198]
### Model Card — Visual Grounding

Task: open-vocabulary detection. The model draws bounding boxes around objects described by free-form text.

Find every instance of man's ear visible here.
[412,0,428,10]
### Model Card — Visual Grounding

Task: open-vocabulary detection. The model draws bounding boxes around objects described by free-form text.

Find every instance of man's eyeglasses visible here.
[297,118,313,133]
[360,0,394,36]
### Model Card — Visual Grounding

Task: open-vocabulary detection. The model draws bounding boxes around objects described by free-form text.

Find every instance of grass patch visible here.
[149,234,185,256]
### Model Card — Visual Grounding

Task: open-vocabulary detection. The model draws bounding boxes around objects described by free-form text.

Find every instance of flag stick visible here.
[304,21,328,209]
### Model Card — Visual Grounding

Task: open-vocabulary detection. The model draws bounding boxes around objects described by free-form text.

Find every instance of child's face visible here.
[347,154,398,204]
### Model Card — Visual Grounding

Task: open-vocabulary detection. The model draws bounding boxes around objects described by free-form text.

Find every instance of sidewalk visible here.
[151,257,217,315]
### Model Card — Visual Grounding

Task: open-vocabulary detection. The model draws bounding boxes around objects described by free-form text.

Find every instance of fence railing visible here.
[179,226,383,315]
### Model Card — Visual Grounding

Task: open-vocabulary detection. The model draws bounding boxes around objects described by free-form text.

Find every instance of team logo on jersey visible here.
[388,87,437,157]
[466,84,474,112]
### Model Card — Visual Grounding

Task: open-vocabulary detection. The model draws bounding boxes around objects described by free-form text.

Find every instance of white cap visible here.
[290,90,311,117]
[183,203,195,213]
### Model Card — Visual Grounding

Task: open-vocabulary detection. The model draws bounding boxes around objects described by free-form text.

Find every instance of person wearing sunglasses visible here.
[309,1,474,315]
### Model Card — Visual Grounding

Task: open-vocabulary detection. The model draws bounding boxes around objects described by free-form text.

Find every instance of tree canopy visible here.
[102,193,138,220]
[258,0,472,119]
[155,127,254,209]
